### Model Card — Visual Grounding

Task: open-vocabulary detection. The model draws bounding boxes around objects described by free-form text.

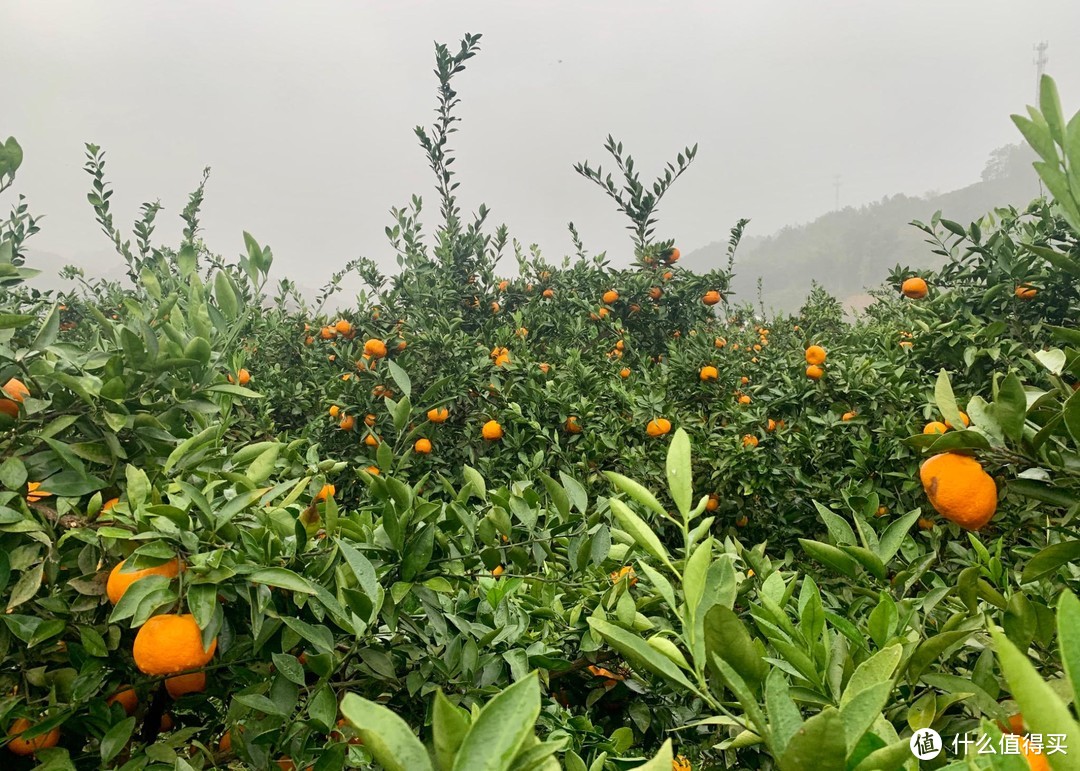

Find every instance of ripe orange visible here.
[107,687,138,715]
[700,366,719,381]
[498,280,509,291]
[703,290,721,305]
[841,411,856,421]
[107,558,183,604]
[740,376,750,385]
[766,418,777,432]
[706,495,719,512]
[1015,284,1037,300]
[738,395,751,405]
[923,421,948,435]
[366,466,380,476]
[133,614,217,675]
[6,718,60,756]
[735,515,749,528]
[339,415,355,431]
[1020,736,1050,771]
[334,319,352,335]
[491,301,500,313]
[597,307,609,319]
[491,565,504,578]
[648,286,663,301]
[646,417,671,437]
[602,290,619,304]
[610,566,638,586]
[363,339,388,358]
[165,671,206,698]
[328,405,340,418]
[667,247,680,263]
[319,326,336,340]
[414,438,432,454]
[619,367,631,378]
[742,434,758,448]
[899,340,913,349]
[662,270,674,281]
[806,365,824,380]
[364,434,379,447]
[482,420,504,441]
[0,377,30,419]
[427,407,449,423]
[538,362,551,374]
[804,345,827,365]
[901,277,928,299]
[542,288,554,299]
[364,413,377,427]
[918,517,935,530]
[714,337,727,348]
[565,416,582,434]
[919,452,997,530]
[316,484,335,501]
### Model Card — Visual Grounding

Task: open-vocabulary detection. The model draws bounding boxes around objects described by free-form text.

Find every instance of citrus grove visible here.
[1,34,1080,771]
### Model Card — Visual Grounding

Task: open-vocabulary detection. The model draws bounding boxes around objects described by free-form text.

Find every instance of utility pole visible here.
[833,175,841,211]
[1033,41,1049,100]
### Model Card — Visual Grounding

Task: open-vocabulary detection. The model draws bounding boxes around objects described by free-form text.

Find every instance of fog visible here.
[5,0,1079,291]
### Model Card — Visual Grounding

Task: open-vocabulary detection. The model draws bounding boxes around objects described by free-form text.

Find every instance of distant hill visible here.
[682,144,1044,313]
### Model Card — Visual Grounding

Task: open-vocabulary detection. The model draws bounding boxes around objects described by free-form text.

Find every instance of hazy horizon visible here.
[5,1,1079,290]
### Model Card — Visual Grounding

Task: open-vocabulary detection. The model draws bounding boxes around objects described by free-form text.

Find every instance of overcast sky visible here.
[5,1,1079,288]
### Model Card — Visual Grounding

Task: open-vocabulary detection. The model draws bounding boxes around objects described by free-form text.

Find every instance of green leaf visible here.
[798,539,858,579]
[839,681,892,752]
[101,717,136,764]
[386,359,412,399]
[989,372,1027,442]
[876,511,920,563]
[588,617,701,695]
[215,487,270,529]
[682,537,712,626]
[765,668,803,756]
[247,568,316,594]
[990,625,1080,771]
[604,471,670,521]
[1040,74,1067,144]
[1057,591,1080,713]
[1010,479,1078,510]
[704,605,768,688]
[778,707,846,771]
[164,424,219,474]
[463,465,487,502]
[272,653,306,685]
[1022,541,1080,585]
[934,369,966,433]
[607,498,674,572]
[906,630,973,682]
[665,427,692,521]
[30,303,60,352]
[340,693,434,771]
[0,456,27,491]
[204,384,263,398]
[628,739,673,770]
[451,672,540,771]
[0,313,35,329]
[213,270,239,319]
[401,523,435,582]
[813,501,856,546]
[433,690,470,771]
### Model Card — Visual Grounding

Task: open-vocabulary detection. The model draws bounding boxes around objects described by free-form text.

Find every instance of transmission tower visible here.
[1033,41,1049,100]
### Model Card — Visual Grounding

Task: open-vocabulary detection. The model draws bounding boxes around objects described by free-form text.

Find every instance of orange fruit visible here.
[919,452,997,530]
[700,366,719,381]
[714,337,727,348]
[742,434,758,448]
[662,270,674,281]
[806,365,824,380]
[766,418,777,432]
[565,416,582,434]
[542,288,554,299]
[740,376,750,385]
[646,417,671,437]
[738,394,751,405]
[667,247,680,263]
[944,411,970,429]
[0,378,30,419]
[538,362,550,374]
[6,718,60,756]
[414,438,432,454]
[1015,284,1037,300]
[482,420,504,441]
[304,336,314,345]
[841,411,856,421]
[706,495,719,511]
[328,405,340,418]
[364,413,377,427]
[602,290,619,304]
[610,566,638,586]
[107,687,138,716]
[917,517,935,530]
[735,515,749,528]
[490,301,500,313]
[491,565,504,578]
[335,319,352,335]
[899,341,913,349]
[165,671,206,698]
[339,415,355,431]
[703,290,721,305]
[132,614,217,675]
[427,407,449,423]
[619,367,630,379]
[923,421,948,435]
[1020,737,1050,771]
[804,345,827,365]
[366,466,380,476]
[316,484,335,501]
[648,286,663,301]
[364,434,379,447]
[498,280,509,291]
[901,277,928,299]
[319,326,336,340]
[276,759,296,770]
[107,558,183,605]
[363,339,388,358]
